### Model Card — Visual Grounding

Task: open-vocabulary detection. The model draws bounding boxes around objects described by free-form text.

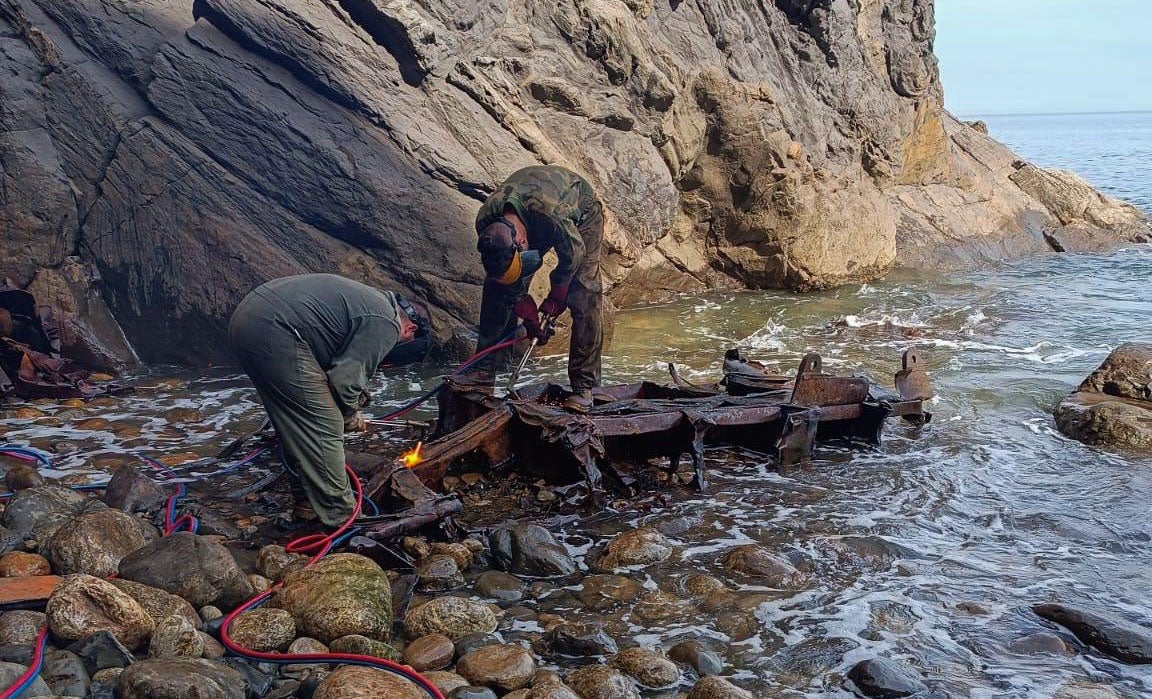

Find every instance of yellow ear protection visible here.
[487,220,543,286]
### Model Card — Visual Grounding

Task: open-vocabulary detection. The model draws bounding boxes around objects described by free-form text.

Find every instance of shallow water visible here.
[3,115,1152,697]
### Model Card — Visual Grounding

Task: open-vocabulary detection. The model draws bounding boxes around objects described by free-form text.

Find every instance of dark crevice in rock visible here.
[336,0,427,88]
[191,0,368,116]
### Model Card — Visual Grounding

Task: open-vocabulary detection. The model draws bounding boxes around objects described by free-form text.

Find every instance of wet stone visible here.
[200,632,225,659]
[846,658,928,698]
[417,554,465,592]
[430,542,475,571]
[685,675,756,698]
[118,533,255,611]
[474,571,524,603]
[406,597,497,641]
[228,608,296,652]
[596,528,673,570]
[45,509,159,577]
[456,644,537,692]
[403,633,455,671]
[454,632,503,660]
[46,574,155,651]
[0,483,100,543]
[489,525,577,578]
[668,640,723,677]
[89,668,122,699]
[449,687,498,699]
[424,671,470,695]
[218,657,276,698]
[1052,681,1125,699]
[288,637,328,655]
[0,645,33,665]
[0,527,23,556]
[0,661,52,696]
[67,630,136,674]
[43,649,91,698]
[1008,632,1075,656]
[403,537,432,560]
[720,545,806,588]
[328,634,399,660]
[148,613,204,659]
[0,551,50,577]
[4,465,45,491]
[0,611,46,646]
[312,665,426,699]
[539,622,617,658]
[565,666,640,699]
[679,573,728,598]
[610,647,680,688]
[109,579,201,630]
[117,658,246,699]
[1033,603,1152,664]
[574,574,642,611]
[273,554,392,643]
[102,465,166,514]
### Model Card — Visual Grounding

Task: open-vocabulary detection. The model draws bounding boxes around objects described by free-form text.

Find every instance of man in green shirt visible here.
[473,165,605,412]
[228,274,431,528]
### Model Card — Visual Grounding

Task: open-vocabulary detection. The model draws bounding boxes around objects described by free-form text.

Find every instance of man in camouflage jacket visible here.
[473,165,604,411]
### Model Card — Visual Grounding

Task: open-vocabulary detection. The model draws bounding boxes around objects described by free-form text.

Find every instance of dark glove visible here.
[344,411,367,433]
[512,296,544,341]
[538,283,570,319]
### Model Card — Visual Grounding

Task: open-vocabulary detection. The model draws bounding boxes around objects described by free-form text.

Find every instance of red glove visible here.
[512,296,544,341]
[538,283,570,318]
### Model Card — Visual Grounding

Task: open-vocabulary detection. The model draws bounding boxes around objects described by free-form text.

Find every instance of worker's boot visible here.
[562,389,593,413]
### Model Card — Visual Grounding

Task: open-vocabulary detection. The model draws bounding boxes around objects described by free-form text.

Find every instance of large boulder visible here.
[271,553,391,643]
[456,644,536,692]
[102,465,167,513]
[117,533,255,610]
[45,575,155,651]
[226,608,296,653]
[0,486,102,542]
[44,509,159,577]
[489,525,577,579]
[116,659,246,699]
[1054,344,1152,450]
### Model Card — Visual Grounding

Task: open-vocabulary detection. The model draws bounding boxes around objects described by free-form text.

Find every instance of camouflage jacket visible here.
[475,165,598,292]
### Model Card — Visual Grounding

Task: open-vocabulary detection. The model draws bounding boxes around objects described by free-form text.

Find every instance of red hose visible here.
[222,466,446,699]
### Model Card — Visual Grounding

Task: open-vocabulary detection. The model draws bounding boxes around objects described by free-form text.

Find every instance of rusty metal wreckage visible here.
[355,348,934,526]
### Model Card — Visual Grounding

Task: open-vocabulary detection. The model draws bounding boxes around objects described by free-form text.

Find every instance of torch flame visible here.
[399,441,424,469]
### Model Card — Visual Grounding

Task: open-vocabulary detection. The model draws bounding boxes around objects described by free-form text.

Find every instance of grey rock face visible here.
[3,0,1148,364]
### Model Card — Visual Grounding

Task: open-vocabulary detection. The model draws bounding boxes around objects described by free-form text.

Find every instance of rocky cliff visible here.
[1,0,1149,365]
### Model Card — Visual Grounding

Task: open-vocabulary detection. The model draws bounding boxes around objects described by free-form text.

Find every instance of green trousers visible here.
[228,301,358,527]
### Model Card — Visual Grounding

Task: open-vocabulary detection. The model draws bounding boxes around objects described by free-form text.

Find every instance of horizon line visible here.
[954,108,1152,119]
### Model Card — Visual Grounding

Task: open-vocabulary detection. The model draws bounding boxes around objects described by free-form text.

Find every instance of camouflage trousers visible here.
[476,199,604,392]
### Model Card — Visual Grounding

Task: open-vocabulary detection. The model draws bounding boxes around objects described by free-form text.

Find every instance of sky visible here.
[934,0,1152,117]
